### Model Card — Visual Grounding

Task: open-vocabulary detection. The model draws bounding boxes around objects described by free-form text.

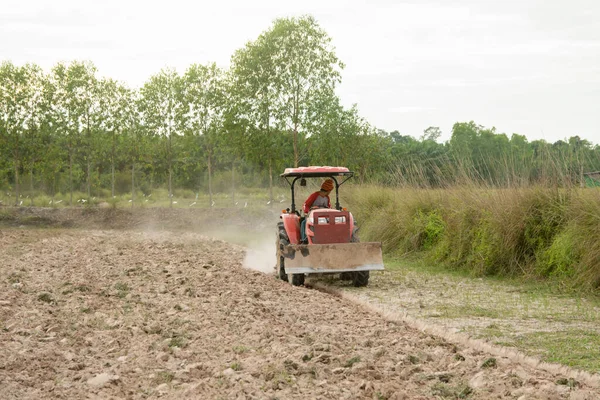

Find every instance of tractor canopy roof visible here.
[281,166,353,178]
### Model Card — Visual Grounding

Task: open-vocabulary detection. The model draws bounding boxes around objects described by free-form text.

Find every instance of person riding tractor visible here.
[300,178,334,243]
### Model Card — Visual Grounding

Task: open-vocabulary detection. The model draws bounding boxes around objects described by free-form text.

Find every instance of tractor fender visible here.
[281,213,301,244]
[348,212,355,238]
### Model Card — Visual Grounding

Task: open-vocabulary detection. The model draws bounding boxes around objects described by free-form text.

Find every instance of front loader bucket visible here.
[282,242,384,274]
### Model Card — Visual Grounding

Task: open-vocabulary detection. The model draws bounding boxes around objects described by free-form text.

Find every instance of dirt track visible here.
[1,211,599,399]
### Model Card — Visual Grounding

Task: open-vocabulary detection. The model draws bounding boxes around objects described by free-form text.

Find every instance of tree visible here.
[0,62,46,205]
[306,92,367,168]
[139,68,184,207]
[96,78,134,198]
[229,37,281,202]
[48,61,98,205]
[181,63,225,206]
[262,15,344,167]
[421,126,442,142]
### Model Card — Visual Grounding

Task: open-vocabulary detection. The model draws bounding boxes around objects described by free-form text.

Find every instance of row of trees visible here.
[386,123,600,188]
[2,16,599,207]
[1,16,388,207]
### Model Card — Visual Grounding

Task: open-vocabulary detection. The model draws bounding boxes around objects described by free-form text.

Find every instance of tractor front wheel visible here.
[353,271,370,287]
[290,273,305,286]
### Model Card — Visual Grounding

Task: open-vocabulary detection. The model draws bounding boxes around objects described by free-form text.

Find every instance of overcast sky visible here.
[2,0,599,144]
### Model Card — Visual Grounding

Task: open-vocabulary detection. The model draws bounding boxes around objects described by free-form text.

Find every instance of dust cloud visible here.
[242,236,276,274]
[196,224,277,275]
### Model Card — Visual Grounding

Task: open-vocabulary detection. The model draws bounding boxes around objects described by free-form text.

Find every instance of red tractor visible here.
[276,166,384,287]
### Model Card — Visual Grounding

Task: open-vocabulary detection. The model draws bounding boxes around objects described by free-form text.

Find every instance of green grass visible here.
[348,255,600,373]
[502,330,600,372]
[154,371,175,384]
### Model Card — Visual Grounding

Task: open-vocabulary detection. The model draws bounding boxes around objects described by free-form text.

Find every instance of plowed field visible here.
[1,208,598,399]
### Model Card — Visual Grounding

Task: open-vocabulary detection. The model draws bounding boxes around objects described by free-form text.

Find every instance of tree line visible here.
[1,15,599,207]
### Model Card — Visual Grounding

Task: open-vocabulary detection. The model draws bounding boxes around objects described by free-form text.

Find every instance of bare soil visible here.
[1,208,599,399]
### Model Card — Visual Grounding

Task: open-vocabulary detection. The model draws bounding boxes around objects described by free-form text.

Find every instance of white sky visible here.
[2,0,599,144]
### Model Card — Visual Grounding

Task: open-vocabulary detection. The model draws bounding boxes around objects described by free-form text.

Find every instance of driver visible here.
[300,179,334,243]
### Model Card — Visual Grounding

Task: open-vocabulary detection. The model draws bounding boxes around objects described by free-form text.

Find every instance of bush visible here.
[347,185,600,292]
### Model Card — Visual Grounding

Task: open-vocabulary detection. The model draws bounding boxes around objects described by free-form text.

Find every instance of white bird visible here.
[56,200,62,204]
[113,196,116,199]
[279,199,285,203]
[244,202,248,208]
[49,200,52,205]
[19,200,23,205]
[173,201,178,204]
[189,202,196,207]
[211,200,215,207]
[235,201,239,206]
[81,199,87,203]
[145,199,148,202]
[128,200,132,203]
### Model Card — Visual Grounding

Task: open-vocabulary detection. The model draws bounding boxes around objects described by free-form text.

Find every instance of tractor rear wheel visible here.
[344,225,369,286]
[277,222,289,282]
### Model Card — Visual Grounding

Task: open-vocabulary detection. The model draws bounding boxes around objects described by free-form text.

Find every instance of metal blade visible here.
[282,242,384,274]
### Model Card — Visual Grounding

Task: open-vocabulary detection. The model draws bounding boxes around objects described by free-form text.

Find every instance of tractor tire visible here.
[277,222,289,282]
[339,272,354,280]
[290,273,305,286]
[351,225,359,243]
[353,271,370,287]
[340,225,366,284]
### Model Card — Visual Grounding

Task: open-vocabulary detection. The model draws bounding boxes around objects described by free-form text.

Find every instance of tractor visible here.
[276,166,384,287]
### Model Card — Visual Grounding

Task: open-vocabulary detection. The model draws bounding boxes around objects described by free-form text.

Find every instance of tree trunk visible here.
[293,126,299,168]
[86,117,91,202]
[29,165,34,206]
[111,133,116,198]
[168,133,173,208]
[168,162,172,208]
[69,147,73,206]
[112,162,115,198]
[86,158,91,201]
[231,161,235,206]
[208,151,213,207]
[268,158,273,207]
[14,156,19,207]
[131,162,135,208]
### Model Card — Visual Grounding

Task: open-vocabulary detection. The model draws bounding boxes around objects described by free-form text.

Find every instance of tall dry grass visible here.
[343,185,600,292]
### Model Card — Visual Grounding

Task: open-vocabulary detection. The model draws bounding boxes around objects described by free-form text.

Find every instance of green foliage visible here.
[349,186,600,292]
[413,210,445,250]
[537,229,580,278]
